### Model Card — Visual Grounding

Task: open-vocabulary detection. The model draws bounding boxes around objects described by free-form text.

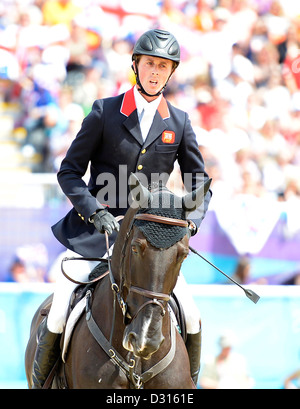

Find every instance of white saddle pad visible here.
[62,296,86,362]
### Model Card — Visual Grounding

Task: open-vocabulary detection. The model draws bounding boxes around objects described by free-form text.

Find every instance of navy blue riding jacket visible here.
[52,87,212,258]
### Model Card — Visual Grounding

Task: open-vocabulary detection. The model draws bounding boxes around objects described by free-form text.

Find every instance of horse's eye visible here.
[131,245,138,254]
[131,239,147,255]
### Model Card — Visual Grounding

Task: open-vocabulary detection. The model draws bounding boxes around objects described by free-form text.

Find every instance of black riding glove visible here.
[90,209,120,236]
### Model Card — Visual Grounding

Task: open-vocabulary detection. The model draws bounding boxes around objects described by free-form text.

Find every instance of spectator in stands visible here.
[284,369,300,388]
[231,256,252,284]
[66,18,91,74]
[7,244,48,282]
[8,259,27,283]
[199,330,254,389]
[282,271,300,285]
[42,0,82,29]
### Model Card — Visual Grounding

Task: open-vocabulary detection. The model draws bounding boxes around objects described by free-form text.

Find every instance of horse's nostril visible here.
[127,332,165,359]
[128,332,137,348]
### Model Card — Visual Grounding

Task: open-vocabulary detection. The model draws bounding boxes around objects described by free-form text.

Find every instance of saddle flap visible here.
[62,296,86,362]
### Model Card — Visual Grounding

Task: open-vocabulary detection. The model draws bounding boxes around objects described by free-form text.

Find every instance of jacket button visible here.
[137,165,143,171]
[141,149,146,154]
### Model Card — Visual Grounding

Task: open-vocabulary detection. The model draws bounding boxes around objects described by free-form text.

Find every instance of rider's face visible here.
[134,55,174,101]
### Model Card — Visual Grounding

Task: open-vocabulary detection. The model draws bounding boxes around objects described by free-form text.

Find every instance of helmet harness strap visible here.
[132,61,174,98]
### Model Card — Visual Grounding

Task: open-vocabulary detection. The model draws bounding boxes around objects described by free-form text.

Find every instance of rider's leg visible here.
[32,249,98,388]
[185,325,202,386]
[174,273,202,386]
[32,318,61,389]
[47,250,98,333]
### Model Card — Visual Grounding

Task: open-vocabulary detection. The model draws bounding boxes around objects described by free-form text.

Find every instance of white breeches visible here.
[47,249,201,335]
[47,249,100,334]
[174,273,201,334]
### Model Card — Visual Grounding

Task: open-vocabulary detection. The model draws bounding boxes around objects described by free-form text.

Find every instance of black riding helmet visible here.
[132,29,180,97]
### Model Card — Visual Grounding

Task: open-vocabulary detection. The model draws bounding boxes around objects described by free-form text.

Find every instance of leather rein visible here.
[61,213,188,388]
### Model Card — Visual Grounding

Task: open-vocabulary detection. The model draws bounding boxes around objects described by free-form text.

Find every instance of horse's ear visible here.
[129,173,153,208]
[182,178,212,214]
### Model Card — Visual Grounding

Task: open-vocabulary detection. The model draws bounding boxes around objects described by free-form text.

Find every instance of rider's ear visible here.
[132,61,137,75]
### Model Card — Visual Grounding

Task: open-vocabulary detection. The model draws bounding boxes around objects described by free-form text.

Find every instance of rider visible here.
[31,29,212,388]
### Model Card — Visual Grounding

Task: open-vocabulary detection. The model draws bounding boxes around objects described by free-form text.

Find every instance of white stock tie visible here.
[139,108,154,141]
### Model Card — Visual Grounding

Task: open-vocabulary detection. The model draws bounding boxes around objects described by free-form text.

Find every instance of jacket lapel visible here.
[123,113,144,146]
[120,87,170,148]
[121,87,143,145]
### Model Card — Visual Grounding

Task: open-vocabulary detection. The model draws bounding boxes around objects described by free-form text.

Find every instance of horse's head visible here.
[111,174,211,360]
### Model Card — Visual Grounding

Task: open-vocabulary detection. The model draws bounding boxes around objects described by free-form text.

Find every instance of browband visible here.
[134,213,188,228]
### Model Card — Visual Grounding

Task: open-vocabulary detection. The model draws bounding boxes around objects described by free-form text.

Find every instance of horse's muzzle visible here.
[123,329,165,360]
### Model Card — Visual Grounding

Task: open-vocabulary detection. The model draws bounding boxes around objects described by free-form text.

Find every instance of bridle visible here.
[115,213,189,325]
[61,213,188,323]
[102,211,188,388]
[61,211,189,388]
[61,212,188,326]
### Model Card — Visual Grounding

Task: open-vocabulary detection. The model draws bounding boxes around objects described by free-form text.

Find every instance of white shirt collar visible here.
[134,85,162,118]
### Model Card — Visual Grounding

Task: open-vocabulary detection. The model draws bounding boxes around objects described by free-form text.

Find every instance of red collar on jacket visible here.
[120,87,170,120]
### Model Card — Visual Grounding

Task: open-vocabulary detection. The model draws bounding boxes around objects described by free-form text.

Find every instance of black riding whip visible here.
[189,246,260,304]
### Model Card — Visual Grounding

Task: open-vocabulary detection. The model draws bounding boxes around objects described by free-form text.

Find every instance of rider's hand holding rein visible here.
[89,208,120,236]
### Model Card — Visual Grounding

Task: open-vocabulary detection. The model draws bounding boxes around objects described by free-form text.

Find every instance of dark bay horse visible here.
[25,176,210,389]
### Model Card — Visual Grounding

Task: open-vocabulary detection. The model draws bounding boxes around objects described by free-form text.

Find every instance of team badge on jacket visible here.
[162,131,175,144]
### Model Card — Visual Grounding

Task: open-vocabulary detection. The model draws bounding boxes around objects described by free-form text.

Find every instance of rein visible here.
[61,257,109,285]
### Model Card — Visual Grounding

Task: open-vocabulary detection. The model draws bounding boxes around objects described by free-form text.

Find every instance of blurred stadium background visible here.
[1,0,300,389]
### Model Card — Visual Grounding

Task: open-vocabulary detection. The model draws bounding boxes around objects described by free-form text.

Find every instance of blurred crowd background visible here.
[1,0,300,283]
[1,0,300,390]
